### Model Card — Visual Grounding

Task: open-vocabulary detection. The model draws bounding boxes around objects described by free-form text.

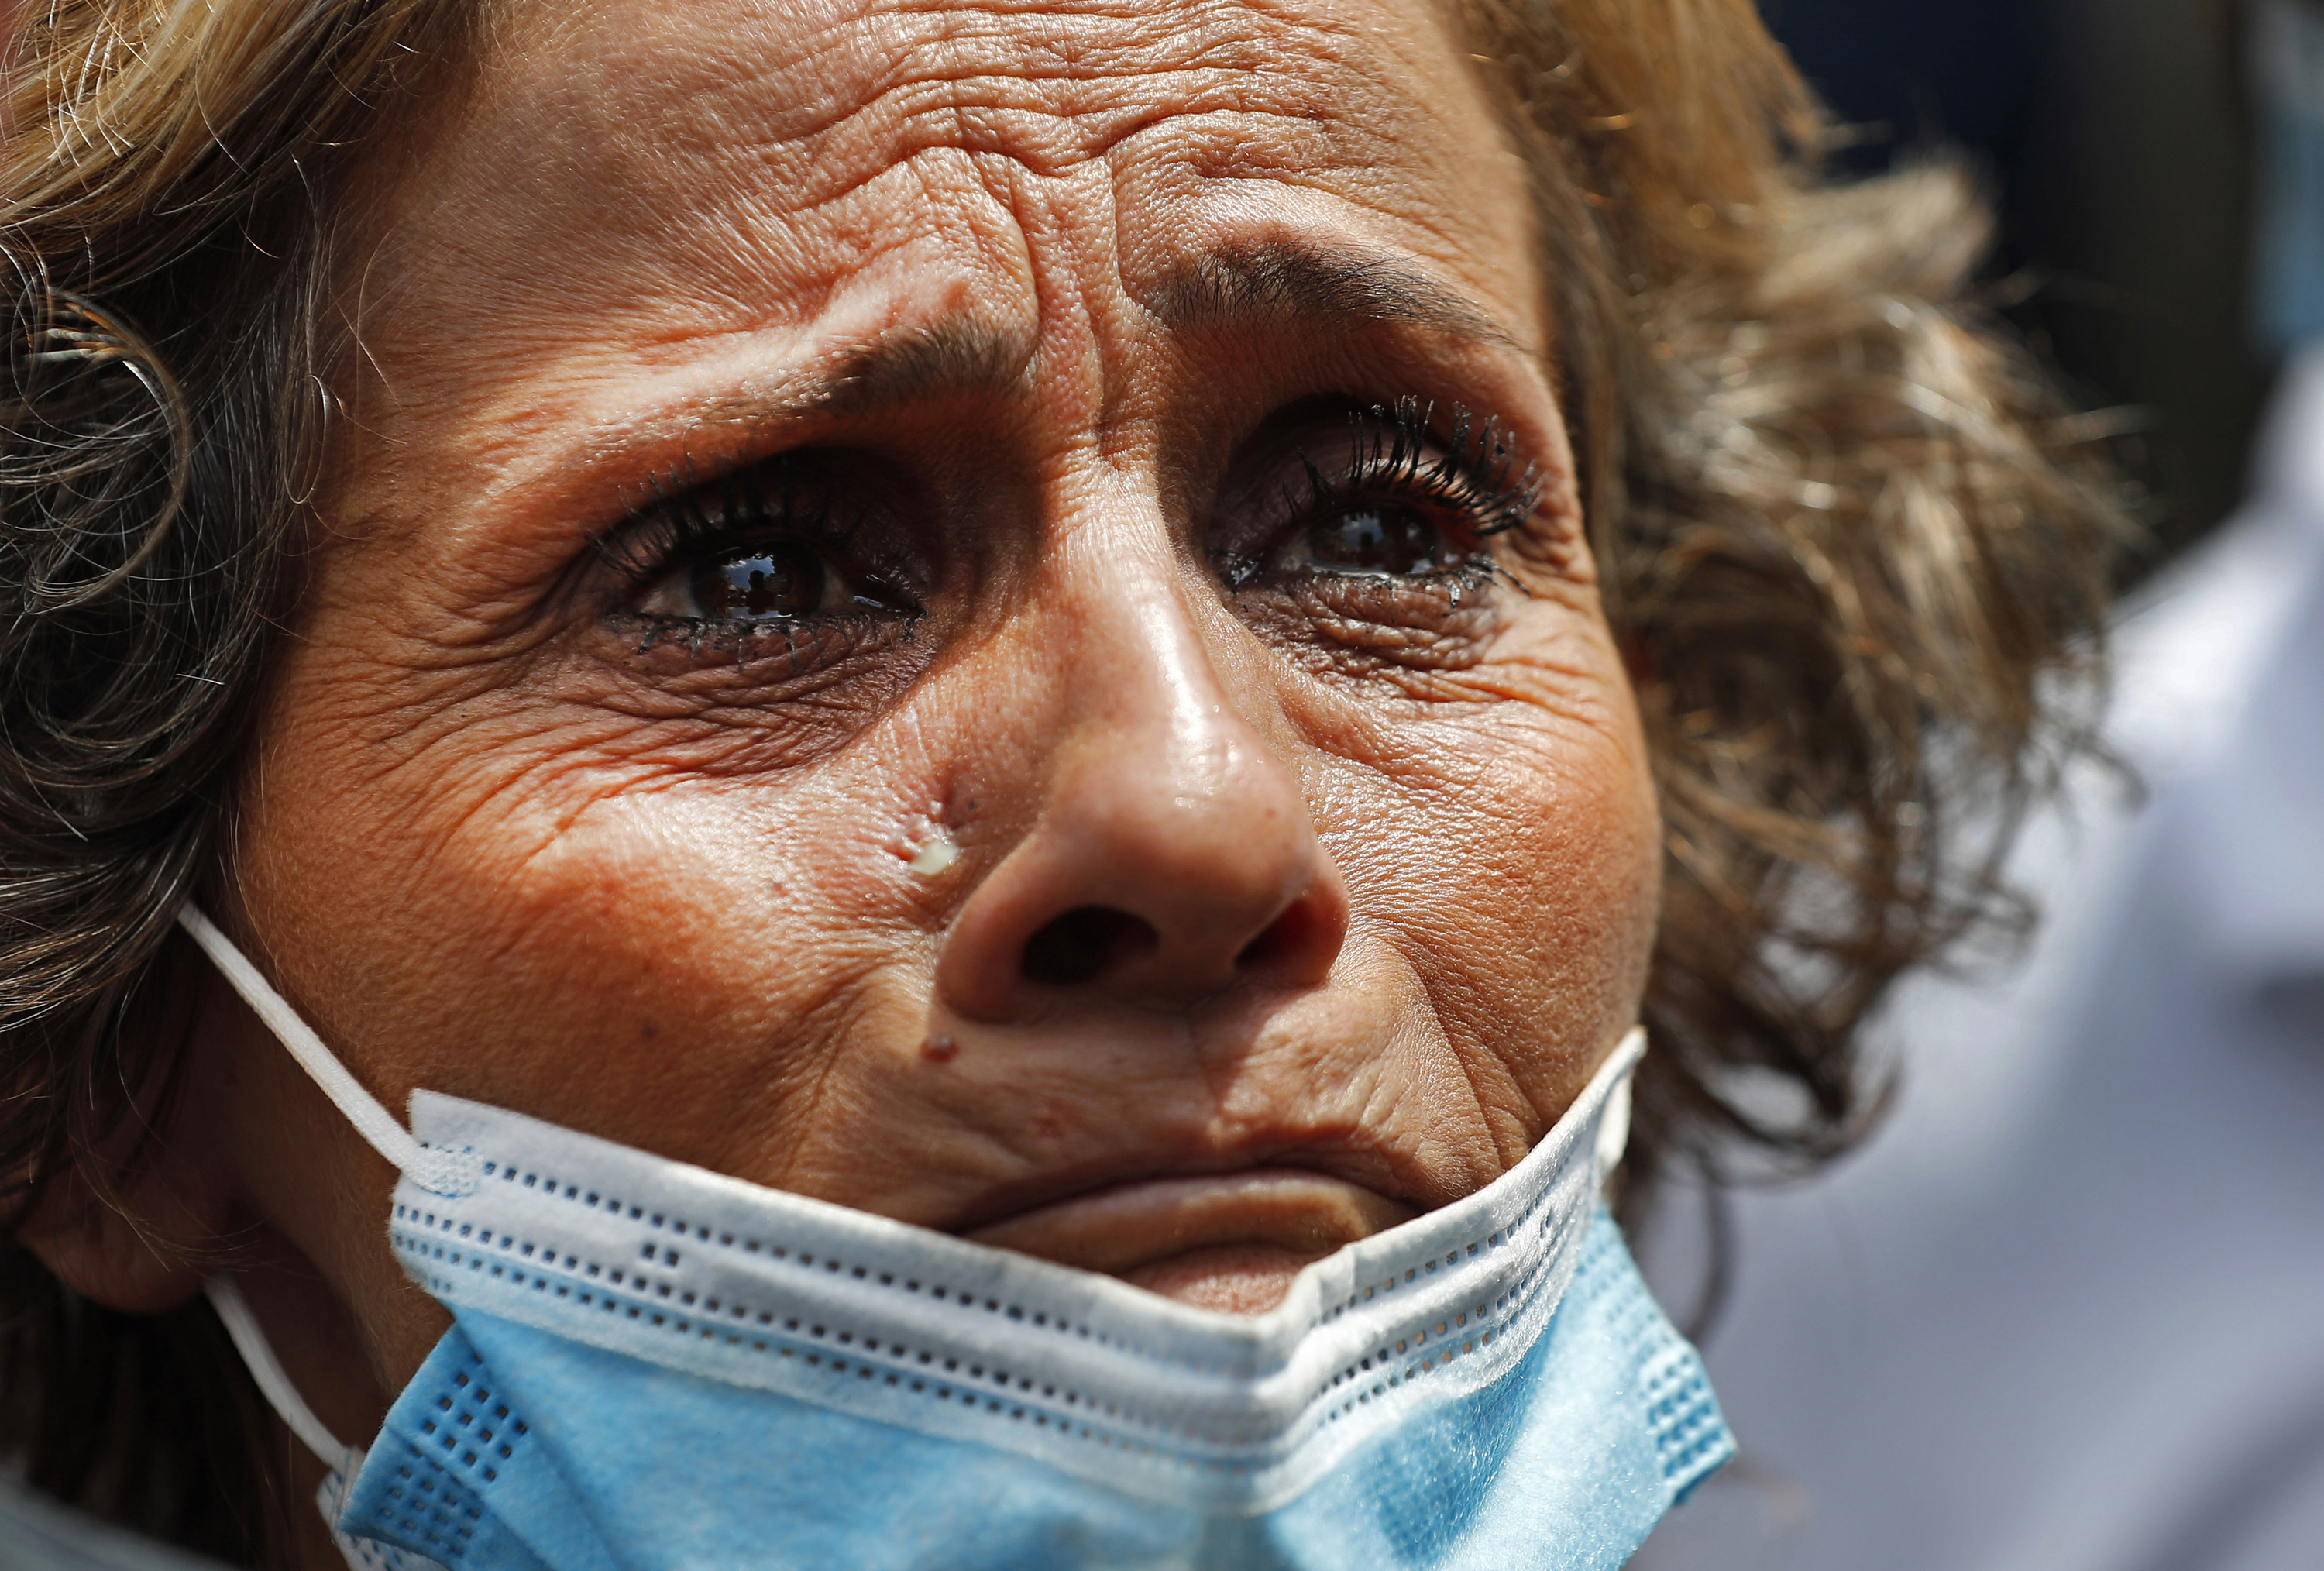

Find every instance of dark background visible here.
[1761,0,2274,571]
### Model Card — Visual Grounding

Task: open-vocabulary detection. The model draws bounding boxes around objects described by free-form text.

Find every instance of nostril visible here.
[1019,906,1159,987]
[1235,896,1322,972]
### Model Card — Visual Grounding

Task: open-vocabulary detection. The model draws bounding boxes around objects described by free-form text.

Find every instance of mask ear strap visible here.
[207,1280,442,1571]
[177,904,480,1198]
[204,1275,358,1476]
[1593,1026,1642,1178]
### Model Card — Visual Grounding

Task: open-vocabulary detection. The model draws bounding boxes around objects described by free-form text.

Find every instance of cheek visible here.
[1308,634,1660,1115]
[233,649,961,1169]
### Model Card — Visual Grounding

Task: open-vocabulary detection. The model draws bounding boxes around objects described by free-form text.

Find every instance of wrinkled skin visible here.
[28,0,1659,1556]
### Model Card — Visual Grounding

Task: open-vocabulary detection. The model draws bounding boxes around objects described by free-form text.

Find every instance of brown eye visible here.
[686,542,827,619]
[1307,504,1450,576]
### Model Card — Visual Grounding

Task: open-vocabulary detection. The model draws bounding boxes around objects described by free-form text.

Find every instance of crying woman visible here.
[0,0,2119,1567]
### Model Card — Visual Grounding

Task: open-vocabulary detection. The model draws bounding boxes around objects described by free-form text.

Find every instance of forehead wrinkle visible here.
[370,0,1477,356]
[341,0,1534,506]
[633,0,1352,154]
[467,0,1403,239]
[1142,241,1521,352]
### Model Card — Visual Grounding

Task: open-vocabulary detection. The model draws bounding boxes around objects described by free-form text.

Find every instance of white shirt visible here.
[0,1479,232,1571]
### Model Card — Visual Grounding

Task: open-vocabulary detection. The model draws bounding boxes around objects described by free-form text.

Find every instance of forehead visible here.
[369,0,1538,359]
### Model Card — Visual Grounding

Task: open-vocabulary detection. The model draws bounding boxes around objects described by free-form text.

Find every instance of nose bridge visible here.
[1052,531,1264,830]
[934,490,1346,1022]
[1037,510,1315,926]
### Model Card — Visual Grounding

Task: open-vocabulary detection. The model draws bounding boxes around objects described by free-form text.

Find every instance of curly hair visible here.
[0,0,2124,1557]
[1463,0,2125,1199]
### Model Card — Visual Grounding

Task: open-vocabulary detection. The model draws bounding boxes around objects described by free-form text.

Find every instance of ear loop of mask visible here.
[180,904,467,1571]
[204,1274,360,1477]
[1594,1067,1632,1177]
[176,904,480,1198]
[205,1274,412,1571]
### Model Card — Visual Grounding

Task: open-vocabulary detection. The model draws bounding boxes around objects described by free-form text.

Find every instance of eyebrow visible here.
[574,317,1033,470]
[1141,241,1521,349]
[813,317,1035,416]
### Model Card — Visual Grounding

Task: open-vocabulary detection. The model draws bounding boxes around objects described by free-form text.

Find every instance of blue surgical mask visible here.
[184,906,1731,1571]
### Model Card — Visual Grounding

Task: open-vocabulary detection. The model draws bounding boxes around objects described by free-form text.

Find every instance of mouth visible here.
[964,1170,1419,1315]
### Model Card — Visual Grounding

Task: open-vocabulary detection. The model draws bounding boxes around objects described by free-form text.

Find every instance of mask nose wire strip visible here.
[204,1275,359,1476]
[176,904,481,1198]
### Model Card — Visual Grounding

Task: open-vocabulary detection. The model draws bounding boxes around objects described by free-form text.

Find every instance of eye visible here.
[1214,397,1538,591]
[1292,500,1468,578]
[644,539,845,621]
[603,459,922,632]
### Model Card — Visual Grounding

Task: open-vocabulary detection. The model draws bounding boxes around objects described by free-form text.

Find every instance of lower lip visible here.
[962,1170,1418,1281]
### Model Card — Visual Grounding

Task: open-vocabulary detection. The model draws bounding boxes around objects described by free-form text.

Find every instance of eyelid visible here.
[566,455,933,676]
[591,462,830,585]
[1219,398,1545,561]
[611,451,941,590]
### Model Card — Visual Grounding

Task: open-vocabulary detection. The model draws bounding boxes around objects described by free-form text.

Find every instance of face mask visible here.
[182,905,1731,1571]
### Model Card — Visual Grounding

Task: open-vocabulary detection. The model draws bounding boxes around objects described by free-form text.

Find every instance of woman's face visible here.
[203,0,1658,1391]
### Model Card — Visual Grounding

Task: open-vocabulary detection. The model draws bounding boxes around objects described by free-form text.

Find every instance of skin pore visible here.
[27,0,1660,1553]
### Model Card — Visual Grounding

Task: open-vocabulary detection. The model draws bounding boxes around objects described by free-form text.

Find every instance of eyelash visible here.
[593,463,844,587]
[1218,397,1543,590]
[1331,395,1541,535]
[590,461,932,664]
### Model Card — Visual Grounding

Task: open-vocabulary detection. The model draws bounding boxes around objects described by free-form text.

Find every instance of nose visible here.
[936,580,1348,1023]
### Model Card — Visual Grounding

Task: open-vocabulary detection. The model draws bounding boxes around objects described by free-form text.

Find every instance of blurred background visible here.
[1631,4,2324,1569]
[1765,0,2272,569]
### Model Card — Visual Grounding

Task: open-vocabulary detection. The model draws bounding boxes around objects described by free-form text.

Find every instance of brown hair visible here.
[0,0,2122,1556]
[0,0,471,1555]
[1464,0,2125,1200]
